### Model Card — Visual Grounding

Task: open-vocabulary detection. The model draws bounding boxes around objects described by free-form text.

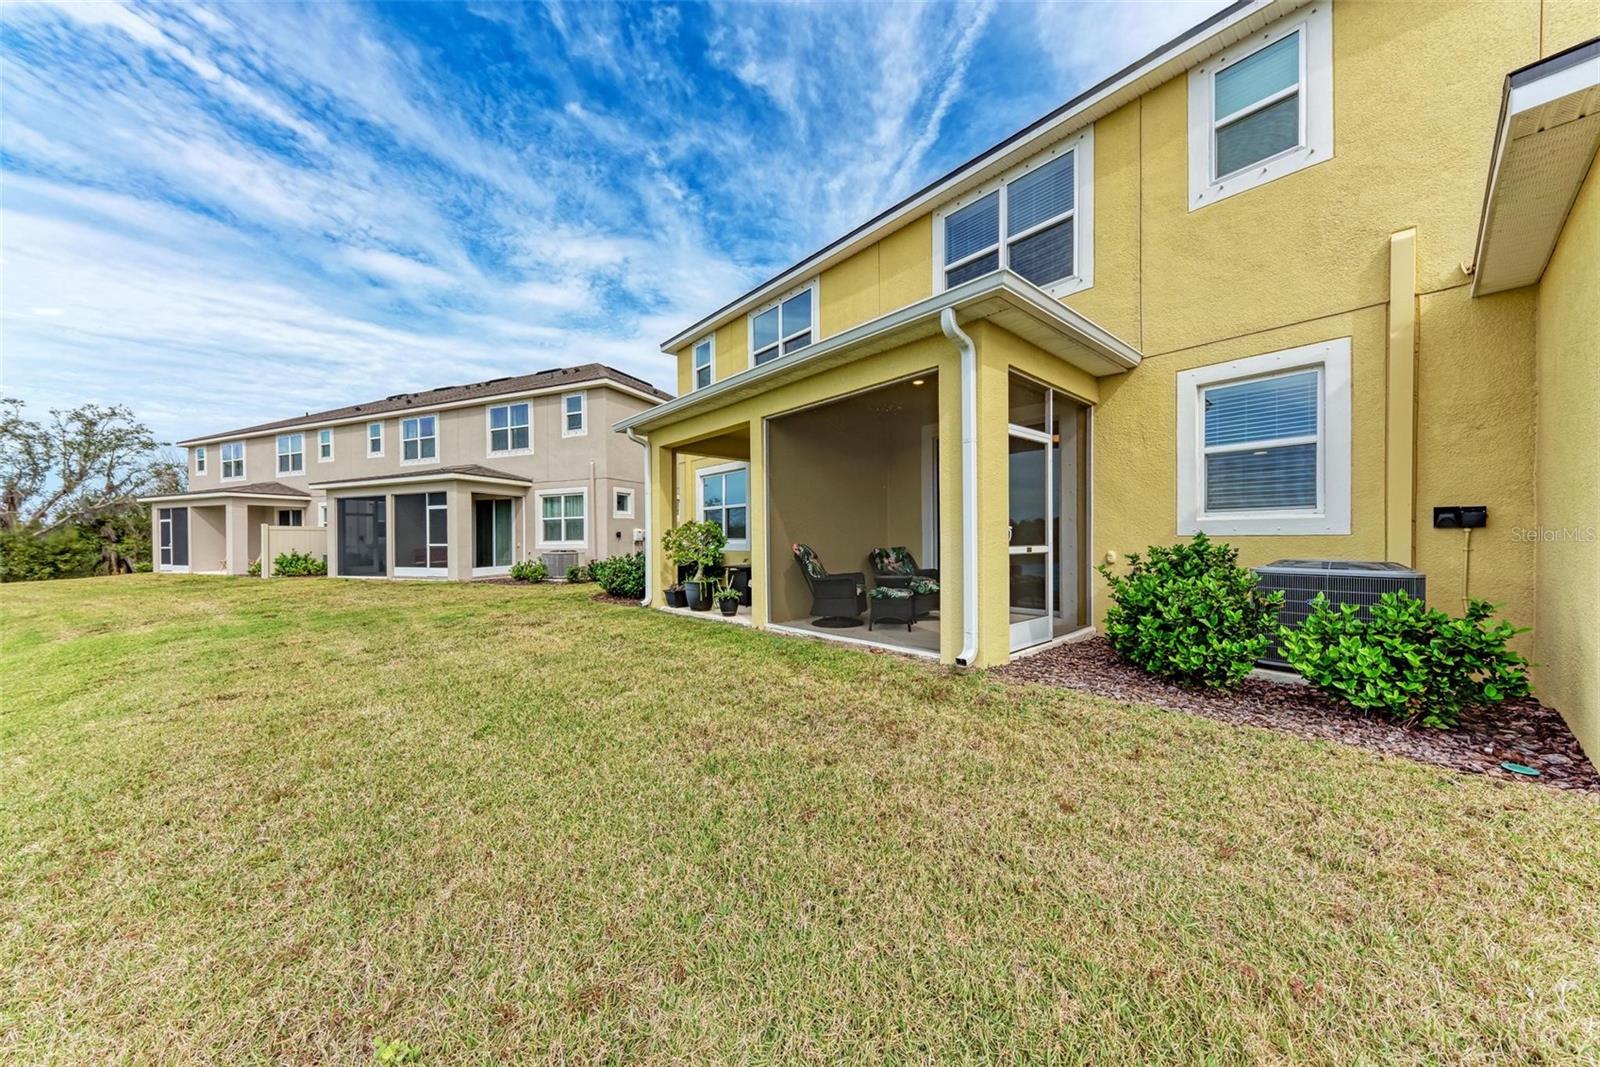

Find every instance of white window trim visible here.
[1187,4,1332,211]
[485,402,533,456]
[399,415,439,466]
[317,428,334,463]
[193,446,207,476]
[367,421,385,459]
[561,392,587,438]
[696,460,751,551]
[276,508,304,527]
[613,488,635,519]
[318,502,328,527]
[1176,337,1351,536]
[932,126,1094,300]
[276,433,306,477]
[691,334,715,391]
[536,487,589,549]
[747,278,819,369]
[220,440,246,483]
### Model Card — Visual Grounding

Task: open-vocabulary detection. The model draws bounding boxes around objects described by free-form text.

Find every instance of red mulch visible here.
[997,636,1597,795]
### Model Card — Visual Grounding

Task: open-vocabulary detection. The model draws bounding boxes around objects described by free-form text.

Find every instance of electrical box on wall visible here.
[1433,505,1488,529]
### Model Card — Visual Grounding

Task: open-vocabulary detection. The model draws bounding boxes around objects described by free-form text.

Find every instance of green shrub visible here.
[0,527,101,582]
[1280,591,1531,729]
[273,550,326,577]
[1096,533,1283,688]
[133,561,153,573]
[247,558,262,578]
[508,558,547,583]
[588,552,645,599]
[565,563,589,583]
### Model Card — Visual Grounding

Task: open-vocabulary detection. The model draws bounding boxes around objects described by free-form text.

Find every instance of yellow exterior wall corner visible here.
[1386,227,1418,565]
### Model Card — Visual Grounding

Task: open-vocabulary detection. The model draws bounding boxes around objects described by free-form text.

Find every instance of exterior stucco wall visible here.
[1534,163,1600,757]
[189,505,228,574]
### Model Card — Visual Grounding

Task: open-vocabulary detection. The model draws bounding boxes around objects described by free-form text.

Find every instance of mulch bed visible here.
[997,636,1597,795]
[591,591,640,606]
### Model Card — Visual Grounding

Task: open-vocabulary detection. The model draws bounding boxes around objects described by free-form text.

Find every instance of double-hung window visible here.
[697,463,749,550]
[539,490,586,547]
[318,428,333,462]
[193,446,207,475]
[692,336,714,389]
[220,441,245,480]
[562,393,586,436]
[750,282,814,366]
[367,421,384,457]
[401,415,436,462]
[276,508,303,527]
[1188,5,1331,209]
[488,402,530,454]
[1176,338,1351,536]
[277,433,304,475]
[935,128,1093,298]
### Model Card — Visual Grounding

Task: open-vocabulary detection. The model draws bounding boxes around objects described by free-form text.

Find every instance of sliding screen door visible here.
[338,496,386,576]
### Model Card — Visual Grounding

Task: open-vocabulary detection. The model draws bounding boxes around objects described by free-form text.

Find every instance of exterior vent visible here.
[1253,560,1426,668]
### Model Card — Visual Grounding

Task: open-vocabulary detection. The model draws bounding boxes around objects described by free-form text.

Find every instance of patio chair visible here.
[792,543,866,627]
[869,546,939,614]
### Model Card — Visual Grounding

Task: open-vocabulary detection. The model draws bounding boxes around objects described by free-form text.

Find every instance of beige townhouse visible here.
[143,364,668,579]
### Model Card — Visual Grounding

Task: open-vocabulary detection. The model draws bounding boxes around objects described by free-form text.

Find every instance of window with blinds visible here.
[1201,369,1320,513]
[1212,31,1302,180]
[940,148,1077,291]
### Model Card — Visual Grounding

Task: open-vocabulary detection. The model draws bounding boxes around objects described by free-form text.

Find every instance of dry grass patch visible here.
[2,575,1597,1063]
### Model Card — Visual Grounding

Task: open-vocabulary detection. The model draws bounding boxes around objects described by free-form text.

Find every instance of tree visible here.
[0,400,185,578]
[1,399,184,532]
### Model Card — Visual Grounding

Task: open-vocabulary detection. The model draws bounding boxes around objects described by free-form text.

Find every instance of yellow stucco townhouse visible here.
[615,0,1600,759]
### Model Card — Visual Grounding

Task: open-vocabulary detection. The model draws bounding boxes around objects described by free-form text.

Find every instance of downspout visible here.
[940,308,979,668]
[625,427,652,606]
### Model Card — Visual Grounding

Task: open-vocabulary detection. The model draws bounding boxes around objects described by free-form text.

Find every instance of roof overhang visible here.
[139,490,309,504]
[659,0,1308,352]
[616,271,1140,435]
[308,471,532,491]
[1472,37,1600,297]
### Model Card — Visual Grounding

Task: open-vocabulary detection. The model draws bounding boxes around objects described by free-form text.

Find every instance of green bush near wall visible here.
[272,550,326,577]
[1280,591,1531,729]
[1097,533,1284,689]
[588,552,646,599]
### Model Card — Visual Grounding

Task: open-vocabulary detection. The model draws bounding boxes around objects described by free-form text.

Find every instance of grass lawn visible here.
[3,576,1597,1063]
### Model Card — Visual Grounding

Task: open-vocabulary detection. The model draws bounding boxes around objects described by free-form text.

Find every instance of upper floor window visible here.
[488,402,531,454]
[562,393,586,436]
[1176,337,1350,536]
[933,127,1093,298]
[317,428,333,462]
[367,421,384,457]
[220,441,245,480]
[692,336,714,390]
[277,433,304,475]
[1188,4,1332,210]
[401,415,437,463]
[193,446,207,475]
[750,282,814,367]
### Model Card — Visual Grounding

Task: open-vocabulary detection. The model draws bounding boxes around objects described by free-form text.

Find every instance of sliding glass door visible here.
[1007,374,1089,651]
[474,498,514,572]
[338,497,386,576]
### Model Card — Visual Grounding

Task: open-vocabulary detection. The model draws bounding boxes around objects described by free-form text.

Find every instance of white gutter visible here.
[940,308,980,668]
[625,427,652,606]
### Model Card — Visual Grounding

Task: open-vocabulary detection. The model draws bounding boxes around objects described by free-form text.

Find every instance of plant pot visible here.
[718,599,739,616]
[665,586,688,609]
[685,579,712,611]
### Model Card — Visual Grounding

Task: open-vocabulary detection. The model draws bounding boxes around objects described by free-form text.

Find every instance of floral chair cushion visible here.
[867,585,913,600]
[792,543,828,581]
[869,546,921,577]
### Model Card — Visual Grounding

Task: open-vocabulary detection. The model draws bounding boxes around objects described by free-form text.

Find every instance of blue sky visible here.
[1,0,1225,443]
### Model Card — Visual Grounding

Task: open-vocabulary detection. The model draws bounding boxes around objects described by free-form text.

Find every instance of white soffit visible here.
[1473,39,1600,297]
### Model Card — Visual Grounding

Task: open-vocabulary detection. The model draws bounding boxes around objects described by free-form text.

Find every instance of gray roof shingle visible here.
[180,363,671,444]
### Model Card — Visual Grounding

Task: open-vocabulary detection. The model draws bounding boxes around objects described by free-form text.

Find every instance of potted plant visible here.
[714,580,742,617]
[664,583,688,609]
[663,520,726,611]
